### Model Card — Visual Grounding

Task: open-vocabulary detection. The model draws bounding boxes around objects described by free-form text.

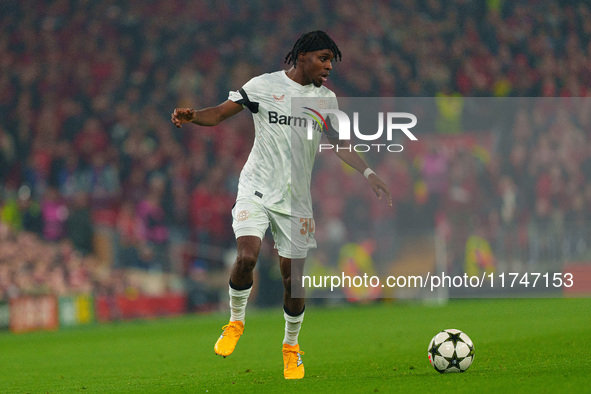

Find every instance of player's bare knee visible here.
[235,252,257,273]
[282,274,302,295]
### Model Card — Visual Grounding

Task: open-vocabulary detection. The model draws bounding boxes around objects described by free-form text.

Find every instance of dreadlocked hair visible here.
[284,30,342,66]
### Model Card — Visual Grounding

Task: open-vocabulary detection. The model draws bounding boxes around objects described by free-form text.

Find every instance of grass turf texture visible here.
[0,298,589,393]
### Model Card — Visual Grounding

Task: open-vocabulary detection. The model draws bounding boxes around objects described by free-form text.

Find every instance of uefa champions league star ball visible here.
[428,329,475,373]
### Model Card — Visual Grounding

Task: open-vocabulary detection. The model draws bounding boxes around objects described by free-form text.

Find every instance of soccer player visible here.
[171,31,391,379]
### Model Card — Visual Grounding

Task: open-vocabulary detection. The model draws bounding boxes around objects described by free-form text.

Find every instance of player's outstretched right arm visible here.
[171,100,243,128]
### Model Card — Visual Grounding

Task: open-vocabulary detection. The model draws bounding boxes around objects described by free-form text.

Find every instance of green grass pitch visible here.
[0,298,589,393]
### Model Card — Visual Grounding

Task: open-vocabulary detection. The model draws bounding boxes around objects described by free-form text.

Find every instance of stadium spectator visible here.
[135,175,170,271]
[65,191,94,255]
[40,186,68,242]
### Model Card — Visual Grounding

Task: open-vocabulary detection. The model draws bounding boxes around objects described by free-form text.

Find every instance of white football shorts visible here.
[231,195,316,259]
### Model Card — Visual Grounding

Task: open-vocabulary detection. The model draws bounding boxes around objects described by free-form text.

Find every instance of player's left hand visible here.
[368,173,392,207]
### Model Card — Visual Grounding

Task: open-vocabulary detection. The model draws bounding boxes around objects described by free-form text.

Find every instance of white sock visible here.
[283,308,305,346]
[229,283,252,323]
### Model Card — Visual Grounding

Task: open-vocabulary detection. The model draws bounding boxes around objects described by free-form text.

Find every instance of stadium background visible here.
[1,0,591,331]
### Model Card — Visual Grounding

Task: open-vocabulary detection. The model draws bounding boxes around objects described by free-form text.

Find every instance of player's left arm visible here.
[327,137,392,207]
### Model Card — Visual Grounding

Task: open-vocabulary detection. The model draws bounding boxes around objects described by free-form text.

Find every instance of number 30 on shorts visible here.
[300,218,315,235]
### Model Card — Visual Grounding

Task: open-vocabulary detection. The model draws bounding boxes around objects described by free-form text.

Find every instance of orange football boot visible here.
[214,321,244,357]
[282,343,305,379]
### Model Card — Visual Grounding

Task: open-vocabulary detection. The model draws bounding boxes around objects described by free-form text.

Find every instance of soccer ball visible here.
[428,329,474,373]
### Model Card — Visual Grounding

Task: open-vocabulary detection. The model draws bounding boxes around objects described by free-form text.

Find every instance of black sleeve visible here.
[234,88,259,114]
[324,115,340,140]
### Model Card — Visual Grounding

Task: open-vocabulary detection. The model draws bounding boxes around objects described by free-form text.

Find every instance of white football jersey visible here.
[228,70,338,217]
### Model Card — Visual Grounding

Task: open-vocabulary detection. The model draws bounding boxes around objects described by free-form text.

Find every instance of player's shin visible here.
[229,280,253,322]
[283,305,305,346]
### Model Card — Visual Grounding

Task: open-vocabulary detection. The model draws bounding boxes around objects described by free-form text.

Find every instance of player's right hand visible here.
[171,108,195,128]
[368,173,393,207]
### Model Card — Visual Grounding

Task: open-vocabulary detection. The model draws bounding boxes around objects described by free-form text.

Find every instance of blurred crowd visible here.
[1,0,591,302]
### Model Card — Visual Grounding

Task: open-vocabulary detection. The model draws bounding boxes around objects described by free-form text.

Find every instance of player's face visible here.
[300,50,334,87]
